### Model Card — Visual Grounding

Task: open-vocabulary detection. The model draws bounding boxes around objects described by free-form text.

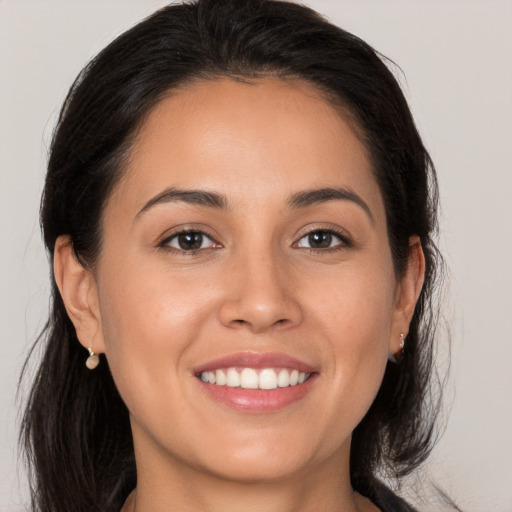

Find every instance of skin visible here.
[54,77,425,512]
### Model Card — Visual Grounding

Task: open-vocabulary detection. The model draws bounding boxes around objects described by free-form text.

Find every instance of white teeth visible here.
[226,368,241,387]
[277,368,290,387]
[215,369,226,386]
[240,368,259,389]
[259,368,278,390]
[200,367,311,389]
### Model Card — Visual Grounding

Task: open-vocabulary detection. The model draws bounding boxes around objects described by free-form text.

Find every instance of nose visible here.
[218,250,303,333]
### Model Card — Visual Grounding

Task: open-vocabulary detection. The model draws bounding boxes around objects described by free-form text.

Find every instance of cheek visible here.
[306,260,396,415]
[99,253,211,335]
[95,259,215,406]
[309,257,396,346]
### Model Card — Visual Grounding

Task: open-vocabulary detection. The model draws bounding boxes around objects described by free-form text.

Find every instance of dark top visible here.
[359,478,418,512]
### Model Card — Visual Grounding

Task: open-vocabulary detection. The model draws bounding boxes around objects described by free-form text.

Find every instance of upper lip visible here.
[194,351,317,375]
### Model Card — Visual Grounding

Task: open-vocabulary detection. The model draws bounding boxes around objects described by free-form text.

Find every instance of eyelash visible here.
[294,227,352,253]
[159,228,219,255]
[158,227,352,255]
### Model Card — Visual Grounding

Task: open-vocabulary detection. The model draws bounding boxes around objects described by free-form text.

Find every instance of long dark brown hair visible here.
[21,1,443,510]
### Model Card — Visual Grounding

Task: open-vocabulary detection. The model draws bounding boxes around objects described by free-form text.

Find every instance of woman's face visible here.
[86,78,414,482]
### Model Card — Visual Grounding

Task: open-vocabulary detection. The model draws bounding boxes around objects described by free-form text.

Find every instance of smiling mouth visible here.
[197,367,312,390]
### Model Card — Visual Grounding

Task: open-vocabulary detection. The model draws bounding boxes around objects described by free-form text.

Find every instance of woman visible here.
[21,0,443,510]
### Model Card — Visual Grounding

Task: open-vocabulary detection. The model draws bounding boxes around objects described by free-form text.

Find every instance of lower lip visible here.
[198,375,317,413]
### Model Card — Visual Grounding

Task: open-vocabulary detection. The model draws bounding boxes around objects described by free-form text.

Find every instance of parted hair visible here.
[21,1,443,510]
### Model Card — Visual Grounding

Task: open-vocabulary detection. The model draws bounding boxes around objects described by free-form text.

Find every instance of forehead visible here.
[108,77,384,221]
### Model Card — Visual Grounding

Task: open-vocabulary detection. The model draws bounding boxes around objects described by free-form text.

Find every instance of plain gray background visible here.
[1,1,511,510]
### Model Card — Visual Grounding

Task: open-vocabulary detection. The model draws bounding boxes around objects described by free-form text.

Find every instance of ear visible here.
[53,235,106,354]
[389,235,426,357]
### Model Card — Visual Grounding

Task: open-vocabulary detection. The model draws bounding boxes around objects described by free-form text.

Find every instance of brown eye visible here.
[308,231,332,248]
[296,230,347,250]
[165,231,215,251]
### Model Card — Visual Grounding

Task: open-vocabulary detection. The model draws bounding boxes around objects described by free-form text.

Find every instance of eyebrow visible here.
[288,187,374,223]
[136,187,229,218]
[136,185,373,223]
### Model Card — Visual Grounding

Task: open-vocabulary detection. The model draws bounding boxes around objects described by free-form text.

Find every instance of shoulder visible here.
[356,478,418,512]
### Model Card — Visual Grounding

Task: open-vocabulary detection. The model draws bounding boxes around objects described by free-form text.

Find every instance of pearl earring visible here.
[86,346,100,370]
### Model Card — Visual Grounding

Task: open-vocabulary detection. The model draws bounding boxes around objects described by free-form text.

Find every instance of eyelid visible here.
[166,232,216,250]
[293,224,353,250]
[158,225,223,252]
[156,223,352,254]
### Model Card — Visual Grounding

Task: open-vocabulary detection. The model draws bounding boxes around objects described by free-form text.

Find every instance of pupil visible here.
[178,232,202,250]
[309,231,332,248]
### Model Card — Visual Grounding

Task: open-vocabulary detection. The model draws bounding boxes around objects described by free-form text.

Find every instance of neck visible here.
[127,426,376,512]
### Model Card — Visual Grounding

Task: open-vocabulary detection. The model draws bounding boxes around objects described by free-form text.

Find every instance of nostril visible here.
[229,317,289,330]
